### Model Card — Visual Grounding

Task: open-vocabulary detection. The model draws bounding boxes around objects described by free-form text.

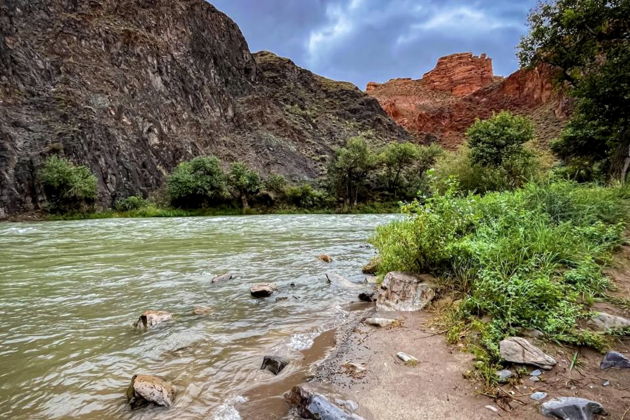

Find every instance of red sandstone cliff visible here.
[367,53,569,148]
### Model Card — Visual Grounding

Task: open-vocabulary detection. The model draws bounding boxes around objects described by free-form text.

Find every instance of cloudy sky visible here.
[212,0,538,89]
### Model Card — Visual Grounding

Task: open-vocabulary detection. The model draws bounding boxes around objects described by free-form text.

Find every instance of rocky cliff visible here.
[0,0,408,216]
[366,53,569,148]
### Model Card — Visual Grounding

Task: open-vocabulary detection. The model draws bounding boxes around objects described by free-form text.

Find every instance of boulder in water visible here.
[318,254,333,263]
[285,385,363,420]
[375,271,436,311]
[358,291,375,302]
[211,272,234,283]
[261,355,289,375]
[133,310,173,329]
[126,374,175,409]
[250,283,277,298]
[499,337,556,370]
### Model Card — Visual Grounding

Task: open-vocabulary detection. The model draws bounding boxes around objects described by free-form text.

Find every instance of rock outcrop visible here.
[0,0,409,217]
[366,53,569,148]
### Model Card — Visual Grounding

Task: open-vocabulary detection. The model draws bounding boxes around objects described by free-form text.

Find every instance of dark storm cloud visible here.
[211,0,538,89]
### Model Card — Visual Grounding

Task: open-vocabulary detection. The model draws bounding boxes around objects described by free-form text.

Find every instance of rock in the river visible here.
[361,257,380,274]
[375,271,436,311]
[318,254,333,263]
[589,312,630,331]
[127,374,175,409]
[192,306,212,315]
[133,310,173,329]
[211,272,234,283]
[250,283,277,298]
[396,352,418,366]
[326,273,363,288]
[285,385,363,420]
[541,397,606,420]
[499,337,556,370]
[365,317,398,328]
[600,351,630,369]
[261,355,289,375]
[358,291,376,302]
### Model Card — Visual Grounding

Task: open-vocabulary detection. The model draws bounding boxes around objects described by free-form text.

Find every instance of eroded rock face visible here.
[499,337,557,370]
[366,53,568,148]
[127,374,175,409]
[0,0,409,217]
[133,310,173,329]
[375,272,436,311]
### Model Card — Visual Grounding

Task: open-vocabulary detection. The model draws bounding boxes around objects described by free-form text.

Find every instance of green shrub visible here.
[264,174,288,194]
[39,155,97,212]
[378,142,442,199]
[327,136,378,206]
[372,180,628,368]
[167,156,226,208]
[114,196,148,212]
[467,111,534,167]
[227,162,262,209]
[286,184,328,208]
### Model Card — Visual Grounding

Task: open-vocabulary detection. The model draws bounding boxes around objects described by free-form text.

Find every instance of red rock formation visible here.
[422,53,494,97]
[366,53,569,148]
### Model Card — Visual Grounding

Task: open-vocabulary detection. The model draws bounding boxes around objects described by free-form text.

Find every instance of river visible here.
[0,214,397,419]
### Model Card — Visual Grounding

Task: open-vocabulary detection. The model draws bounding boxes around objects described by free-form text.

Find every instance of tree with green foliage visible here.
[227,162,262,209]
[328,136,378,206]
[167,156,226,208]
[379,142,442,199]
[467,111,534,167]
[519,0,630,181]
[39,155,97,212]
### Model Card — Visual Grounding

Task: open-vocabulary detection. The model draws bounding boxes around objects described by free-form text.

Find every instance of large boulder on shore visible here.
[499,337,556,370]
[375,272,436,311]
[126,374,175,409]
[285,385,363,420]
[133,310,173,329]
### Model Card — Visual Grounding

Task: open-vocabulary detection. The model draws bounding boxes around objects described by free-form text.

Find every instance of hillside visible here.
[0,0,408,217]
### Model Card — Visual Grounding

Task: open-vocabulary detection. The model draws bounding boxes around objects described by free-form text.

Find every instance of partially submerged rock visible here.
[318,254,333,263]
[127,374,175,409]
[326,273,363,289]
[285,385,363,420]
[541,397,605,420]
[358,291,375,302]
[499,337,556,370]
[600,351,630,369]
[192,306,212,315]
[250,283,277,298]
[396,352,418,366]
[365,317,398,328]
[589,312,630,331]
[211,272,234,283]
[261,355,289,375]
[361,257,380,274]
[133,310,173,329]
[375,271,436,311]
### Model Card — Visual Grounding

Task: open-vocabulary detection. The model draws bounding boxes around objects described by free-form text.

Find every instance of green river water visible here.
[0,214,397,419]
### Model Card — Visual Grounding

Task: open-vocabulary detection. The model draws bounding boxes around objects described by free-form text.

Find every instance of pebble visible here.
[496,369,513,382]
[365,317,397,328]
[602,380,610,387]
[531,369,543,376]
[396,352,418,365]
[531,392,548,401]
[485,405,499,413]
[530,376,541,382]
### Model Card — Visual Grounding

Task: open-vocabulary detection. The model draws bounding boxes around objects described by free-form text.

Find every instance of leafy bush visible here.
[467,111,534,167]
[286,184,328,208]
[264,174,288,195]
[327,136,378,206]
[378,142,442,199]
[39,155,97,212]
[167,156,226,208]
[227,162,262,209]
[372,180,628,371]
[114,196,148,212]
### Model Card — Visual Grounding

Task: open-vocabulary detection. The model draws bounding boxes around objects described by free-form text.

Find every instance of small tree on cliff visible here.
[227,162,262,210]
[328,136,378,207]
[39,155,97,213]
[167,156,226,208]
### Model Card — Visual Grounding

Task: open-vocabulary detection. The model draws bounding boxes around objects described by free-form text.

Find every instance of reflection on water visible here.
[0,214,397,419]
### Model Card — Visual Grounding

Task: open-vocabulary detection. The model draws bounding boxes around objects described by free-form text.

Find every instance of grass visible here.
[371,179,629,385]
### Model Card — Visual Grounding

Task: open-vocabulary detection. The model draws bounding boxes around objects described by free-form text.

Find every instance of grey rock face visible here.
[600,351,630,369]
[261,355,289,375]
[589,312,630,331]
[133,310,173,329]
[499,337,556,370]
[127,374,175,409]
[376,272,436,311]
[541,397,605,420]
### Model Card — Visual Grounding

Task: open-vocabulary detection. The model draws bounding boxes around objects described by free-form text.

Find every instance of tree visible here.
[167,156,226,208]
[39,155,97,212]
[227,162,262,209]
[519,0,630,181]
[467,111,534,167]
[328,136,378,206]
[379,142,442,199]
